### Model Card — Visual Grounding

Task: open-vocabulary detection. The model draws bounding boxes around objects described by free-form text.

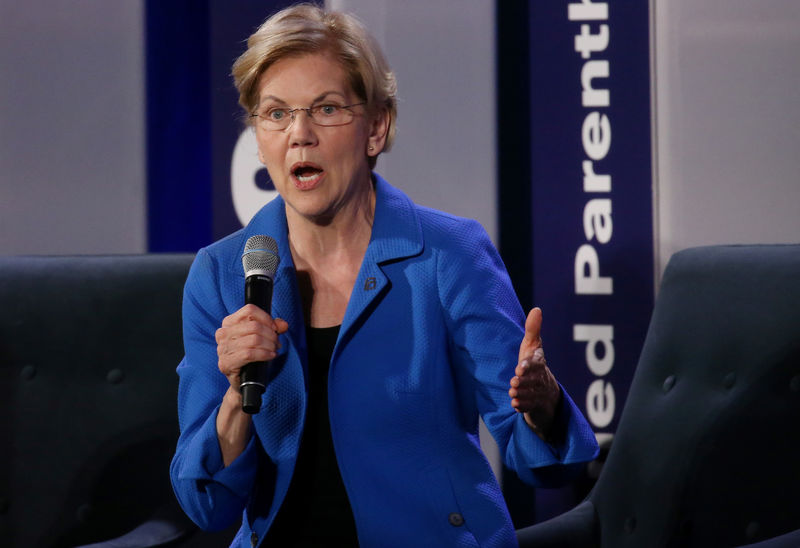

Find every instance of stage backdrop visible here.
[147,0,290,252]
[498,0,654,524]
[529,0,654,445]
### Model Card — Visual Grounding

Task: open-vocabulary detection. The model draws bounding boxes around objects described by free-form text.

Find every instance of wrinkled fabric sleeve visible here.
[169,248,258,531]
[437,219,599,487]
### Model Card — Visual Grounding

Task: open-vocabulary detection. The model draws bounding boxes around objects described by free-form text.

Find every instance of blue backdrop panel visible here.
[147,1,288,252]
[208,1,287,242]
[146,0,212,252]
[524,0,654,524]
[529,0,653,439]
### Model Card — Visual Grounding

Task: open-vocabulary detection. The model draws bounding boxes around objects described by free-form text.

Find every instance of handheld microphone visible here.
[240,235,280,414]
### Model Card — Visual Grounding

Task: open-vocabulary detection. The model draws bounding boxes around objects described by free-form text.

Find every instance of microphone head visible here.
[242,235,280,278]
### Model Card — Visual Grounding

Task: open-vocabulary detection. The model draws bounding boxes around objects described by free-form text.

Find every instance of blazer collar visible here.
[233,172,423,275]
[366,173,424,264]
[229,173,423,342]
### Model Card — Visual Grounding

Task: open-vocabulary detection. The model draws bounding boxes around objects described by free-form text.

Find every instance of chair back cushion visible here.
[0,254,194,547]
[590,245,800,547]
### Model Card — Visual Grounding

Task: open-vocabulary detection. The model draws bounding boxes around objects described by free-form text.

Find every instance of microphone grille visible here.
[242,235,280,277]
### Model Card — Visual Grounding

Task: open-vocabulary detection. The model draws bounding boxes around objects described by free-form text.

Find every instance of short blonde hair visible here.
[232,3,398,161]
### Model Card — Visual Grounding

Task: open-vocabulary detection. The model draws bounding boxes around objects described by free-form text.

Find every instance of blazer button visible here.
[449,512,465,527]
[250,531,258,547]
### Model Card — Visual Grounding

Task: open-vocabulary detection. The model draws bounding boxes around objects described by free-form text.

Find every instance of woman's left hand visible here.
[509,307,562,440]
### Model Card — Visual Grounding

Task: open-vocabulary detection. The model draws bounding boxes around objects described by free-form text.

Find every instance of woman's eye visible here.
[318,105,339,116]
[267,109,287,121]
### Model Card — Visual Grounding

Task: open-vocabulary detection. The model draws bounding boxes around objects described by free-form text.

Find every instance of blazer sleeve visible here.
[169,248,259,531]
[436,219,599,487]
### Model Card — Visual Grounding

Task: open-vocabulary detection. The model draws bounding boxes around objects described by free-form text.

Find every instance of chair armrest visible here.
[736,528,800,548]
[516,499,598,548]
[73,517,194,548]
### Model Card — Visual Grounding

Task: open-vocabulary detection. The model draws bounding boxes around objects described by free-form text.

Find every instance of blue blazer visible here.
[170,175,599,547]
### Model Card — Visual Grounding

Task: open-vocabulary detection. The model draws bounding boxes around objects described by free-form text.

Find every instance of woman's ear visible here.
[366,108,390,158]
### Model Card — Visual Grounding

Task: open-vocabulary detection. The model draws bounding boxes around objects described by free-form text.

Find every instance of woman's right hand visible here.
[214,304,289,466]
[215,303,290,392]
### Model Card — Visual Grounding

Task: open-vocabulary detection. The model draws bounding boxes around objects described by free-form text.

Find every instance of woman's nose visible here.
[288,109,318,147]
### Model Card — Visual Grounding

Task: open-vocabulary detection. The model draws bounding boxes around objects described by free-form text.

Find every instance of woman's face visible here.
[254,52,387,223]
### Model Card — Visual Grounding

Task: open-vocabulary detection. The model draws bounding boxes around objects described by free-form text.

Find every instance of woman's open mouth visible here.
[291,163,324,190]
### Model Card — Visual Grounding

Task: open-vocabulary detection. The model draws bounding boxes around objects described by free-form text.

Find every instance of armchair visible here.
[0,254,238,547]
[518,244,800,547]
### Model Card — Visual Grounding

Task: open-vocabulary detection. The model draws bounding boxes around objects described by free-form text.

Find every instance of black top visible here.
[263,324,359,546]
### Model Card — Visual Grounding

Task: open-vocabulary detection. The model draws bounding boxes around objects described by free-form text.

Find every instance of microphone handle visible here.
[241,274,274,414]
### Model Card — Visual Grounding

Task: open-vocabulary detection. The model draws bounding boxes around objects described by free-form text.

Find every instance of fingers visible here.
[221,304,275,329]
[217,332,279,365]
[274,317,289,334]
[508,353,556,413]
[518,307,543,363]
[511,309,560,436]
[523,307,543,346]
[216,304,288,385]
[215,320,280,350]
[515,348,544,377]
[217,304,282,344]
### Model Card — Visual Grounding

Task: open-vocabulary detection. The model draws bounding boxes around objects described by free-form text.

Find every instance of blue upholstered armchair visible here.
[517,245,800,548]
[0,255,238,547]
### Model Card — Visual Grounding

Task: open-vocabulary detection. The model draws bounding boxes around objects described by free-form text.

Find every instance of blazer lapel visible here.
[235,198,309,459]
[229,196,306,370]
[336,175,424,357]
[229,176,425,379]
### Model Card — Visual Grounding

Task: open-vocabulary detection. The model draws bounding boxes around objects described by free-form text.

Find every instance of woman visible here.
[170,4,598,547]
